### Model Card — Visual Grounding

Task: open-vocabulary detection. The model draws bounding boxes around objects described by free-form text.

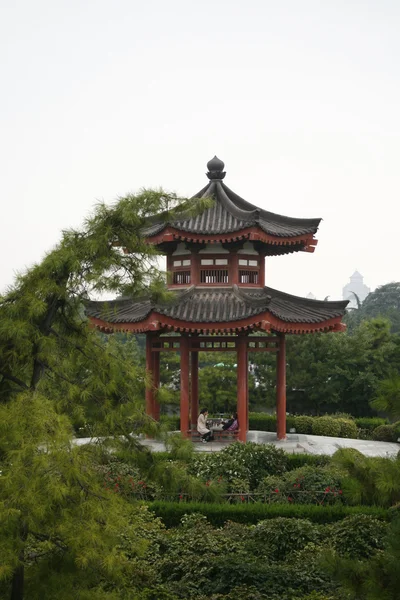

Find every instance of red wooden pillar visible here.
[145,334,154,418]
[237,335,248,443]
[276,333,287,440]
[229,251,239,285]
[153,350,160,421]
[191,351,199,428]
[191,253,200,285]
[180,335,190,437]
[259,254,266,287]
[246,350,249,432]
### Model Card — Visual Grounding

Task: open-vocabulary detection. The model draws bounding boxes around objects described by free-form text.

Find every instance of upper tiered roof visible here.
[143,157,320,254]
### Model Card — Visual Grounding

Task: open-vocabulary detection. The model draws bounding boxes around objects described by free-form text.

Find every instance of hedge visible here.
[147,500,389,528]
[151,451,332,470]
[161,413,390,440]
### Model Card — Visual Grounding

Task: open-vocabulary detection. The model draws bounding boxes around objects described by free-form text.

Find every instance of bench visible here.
[188,429,239,442]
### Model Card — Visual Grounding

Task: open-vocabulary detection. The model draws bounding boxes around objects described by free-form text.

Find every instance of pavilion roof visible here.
[143,156,321,242]
[85,285,348,334]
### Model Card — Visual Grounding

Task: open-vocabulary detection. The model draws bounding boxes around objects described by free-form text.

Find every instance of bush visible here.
[336,418,359,439]
[327,514,387,558]
[293,415,314,434]
[256,466,344,505]
[312,417,341,437]
[372,424,396,442]
[355,417,388,432]
[189,442,288,490]
[392,421,400,442]
[249,413,277,432]
[286,454,332,469]
[147,500,389,527]
[249,517,320,560]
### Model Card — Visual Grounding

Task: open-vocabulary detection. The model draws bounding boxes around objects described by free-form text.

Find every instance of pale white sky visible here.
[1,0,399,300]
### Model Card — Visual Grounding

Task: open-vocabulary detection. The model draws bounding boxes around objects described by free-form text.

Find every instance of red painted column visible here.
[229,252,239,285]
[153,350,160,421]
[244,340,249,432]
[191,351,199,428]
[259,254,266,287]
[166,254,173,287]
[145,334,154,418]
[276,333,287,440]
[237,335,248,443]
[191,253,200,285]
[180,335,190,437]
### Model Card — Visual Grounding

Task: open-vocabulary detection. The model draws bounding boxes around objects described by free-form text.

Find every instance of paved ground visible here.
[136,430,400,458]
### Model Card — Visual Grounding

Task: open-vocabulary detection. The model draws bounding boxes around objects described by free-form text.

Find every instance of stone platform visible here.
[137,430,400,458]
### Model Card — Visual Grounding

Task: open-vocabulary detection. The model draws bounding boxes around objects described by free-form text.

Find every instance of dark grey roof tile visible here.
[85,286,348,327]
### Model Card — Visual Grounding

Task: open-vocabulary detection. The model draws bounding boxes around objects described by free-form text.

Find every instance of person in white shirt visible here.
[197,408,213,443]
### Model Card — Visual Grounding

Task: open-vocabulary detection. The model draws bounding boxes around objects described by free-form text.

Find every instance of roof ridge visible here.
[232,285,271,307]
[216,182,259,224]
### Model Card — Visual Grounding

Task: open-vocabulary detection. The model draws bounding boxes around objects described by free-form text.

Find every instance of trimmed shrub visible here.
[256,466,344,505]
[372,424,396,442]
[312,417,341,437]
[249,517,320,560]
[327,514,387,558]
[147,500,389,528]
[355,417,388,432]
[336,418,359,439]
[286,454,332,469]
[189,442,288,490]
[392,421,400,442]
[293,415,314,434]
[249,413,277,432]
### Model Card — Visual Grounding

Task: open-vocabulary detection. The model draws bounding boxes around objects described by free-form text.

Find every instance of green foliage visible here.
[249,517,321,560]
[312,417,342,437]
[355,416,388,432]
[285,318,399,417]
[293,415,314,433]
[371,373,400,420]
[372,424,397,442]
[336,418,359,439]
[354,282,400,334]
[189,443,288,490]
[0,189,197,599]
[0,392,167,599]
[324,517,400,600]
[256,466,344,505]
[332,448,400,507]
[286,453,332,469]
[326,514,387,559]
[248,413,277,432]
[147,500,388,528]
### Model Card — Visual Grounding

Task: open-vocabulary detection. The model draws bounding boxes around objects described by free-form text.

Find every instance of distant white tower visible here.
[343,270,370,308]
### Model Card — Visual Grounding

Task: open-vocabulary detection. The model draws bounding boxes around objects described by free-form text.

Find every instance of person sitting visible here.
[222,413,239,432]
[222,414,235,430]
[197,408,213,443]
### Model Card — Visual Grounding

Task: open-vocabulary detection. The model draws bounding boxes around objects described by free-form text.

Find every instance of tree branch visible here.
[0,370,29,390]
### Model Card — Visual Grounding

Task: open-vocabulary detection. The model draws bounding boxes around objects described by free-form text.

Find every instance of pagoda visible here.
[86,157,348,441]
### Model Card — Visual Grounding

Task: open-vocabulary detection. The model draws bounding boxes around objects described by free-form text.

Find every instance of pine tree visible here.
[0,189,199,599]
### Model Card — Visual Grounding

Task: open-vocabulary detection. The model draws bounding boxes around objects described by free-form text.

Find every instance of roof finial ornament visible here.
[206,155,226,180]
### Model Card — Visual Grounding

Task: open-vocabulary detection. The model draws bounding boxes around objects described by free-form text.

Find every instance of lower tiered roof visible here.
[86,286,348,334]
